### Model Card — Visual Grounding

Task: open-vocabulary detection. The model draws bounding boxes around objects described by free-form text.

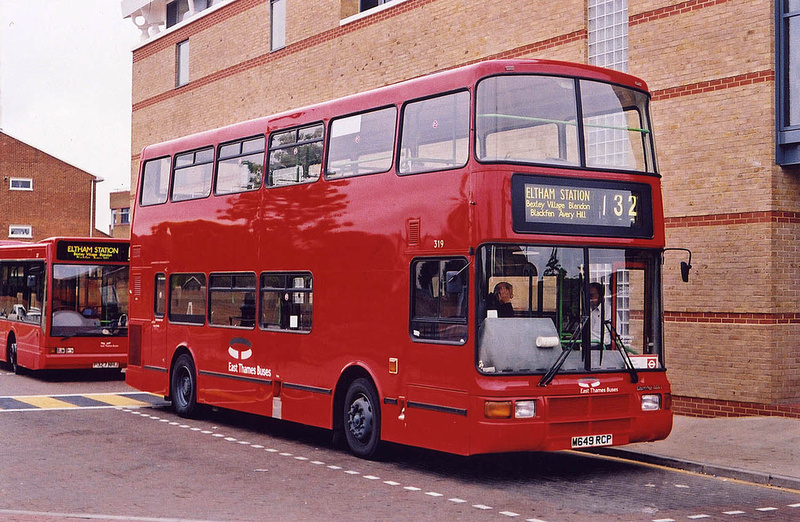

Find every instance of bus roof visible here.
[139,59,650,160]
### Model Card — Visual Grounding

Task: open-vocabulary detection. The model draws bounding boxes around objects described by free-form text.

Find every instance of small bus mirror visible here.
[27,275,37,289]
[680,261,691,283]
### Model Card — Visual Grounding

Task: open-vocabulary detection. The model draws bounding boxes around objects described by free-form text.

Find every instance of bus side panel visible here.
[11,323,42,370]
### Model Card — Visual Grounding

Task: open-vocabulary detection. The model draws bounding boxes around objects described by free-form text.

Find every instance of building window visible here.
[777,0,800,165]
[9,178,32,191]
[119,208,130,224]
[588,0,628,72]
[341,0,409,22]
[271,0,286,51]
[360,0,391,11]
[176,39,189,87]
[8,226,32,239]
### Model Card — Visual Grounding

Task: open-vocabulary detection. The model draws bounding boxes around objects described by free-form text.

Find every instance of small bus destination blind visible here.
[56,240,130,262]
[511,174,653,238]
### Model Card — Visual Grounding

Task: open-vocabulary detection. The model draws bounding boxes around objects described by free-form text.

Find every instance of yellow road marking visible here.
[15,396,75,409]
[87,393,153,407]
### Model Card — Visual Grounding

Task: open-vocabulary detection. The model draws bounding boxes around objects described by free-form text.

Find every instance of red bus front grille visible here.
[548,394,631,419]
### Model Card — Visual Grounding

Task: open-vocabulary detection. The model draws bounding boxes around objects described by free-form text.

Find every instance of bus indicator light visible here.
[388,357,398,374]
[484,401,512,419]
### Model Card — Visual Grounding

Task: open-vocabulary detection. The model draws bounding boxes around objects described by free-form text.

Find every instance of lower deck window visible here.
[259,272,312,332]
[169,273,207,324]
[410,258,468,344]
[209,273,257,328]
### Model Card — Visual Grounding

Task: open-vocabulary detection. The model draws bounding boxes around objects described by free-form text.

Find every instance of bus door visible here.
[150,270,168,371]
[403,257,471,454]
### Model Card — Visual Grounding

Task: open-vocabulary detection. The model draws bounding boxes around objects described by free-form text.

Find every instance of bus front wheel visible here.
[343,378,381,459]
[6,337,19,374]
[171,353,198,418]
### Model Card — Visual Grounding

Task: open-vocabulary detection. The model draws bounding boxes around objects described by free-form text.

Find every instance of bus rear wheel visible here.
[343,378,381,459]
[171,353,198,418]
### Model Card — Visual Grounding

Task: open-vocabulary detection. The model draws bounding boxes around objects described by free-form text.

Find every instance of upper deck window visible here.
[327,107,396,178]
[477,76,580,167]
[399,91,470,175]
[216,136,265,195]
[581,80,654,173]
[140,157,172,206]
[172,148,214,202]
[268,123,324,187]
[476,75,656,174]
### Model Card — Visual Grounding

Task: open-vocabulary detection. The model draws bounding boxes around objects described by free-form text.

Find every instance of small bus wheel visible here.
[343,378,381,459]
[171,353,198,418]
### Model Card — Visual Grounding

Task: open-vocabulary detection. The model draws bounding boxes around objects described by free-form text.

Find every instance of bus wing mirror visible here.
[680,261,691,283]
[664,248,692,283]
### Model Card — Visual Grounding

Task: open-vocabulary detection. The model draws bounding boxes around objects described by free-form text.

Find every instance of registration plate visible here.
[93,362,119,369]
[571,434,612,448]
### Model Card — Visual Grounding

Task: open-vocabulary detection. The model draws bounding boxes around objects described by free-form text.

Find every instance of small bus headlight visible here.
[641,394,661,411]
[515,400,536,418]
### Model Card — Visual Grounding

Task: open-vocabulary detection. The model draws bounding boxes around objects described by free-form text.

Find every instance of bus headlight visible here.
[641,394,661,411]
[515,400,536,418]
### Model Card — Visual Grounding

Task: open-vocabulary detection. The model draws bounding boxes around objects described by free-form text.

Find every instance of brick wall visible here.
[128,0,800,408]
[0,133,97,241]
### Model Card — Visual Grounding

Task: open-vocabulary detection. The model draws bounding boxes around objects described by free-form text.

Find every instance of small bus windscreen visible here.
[476,75,656,173]
[51,264,129,338]
[477,245,662,375]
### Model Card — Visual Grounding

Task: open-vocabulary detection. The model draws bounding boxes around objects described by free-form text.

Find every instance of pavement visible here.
[589,415,800,490]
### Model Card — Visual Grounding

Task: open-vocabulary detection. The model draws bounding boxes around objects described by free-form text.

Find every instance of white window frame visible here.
[9,178,33,191]
[271,0,286,51]
[176,39,190,87]
[9,225,32,239]
[341,0,410,26]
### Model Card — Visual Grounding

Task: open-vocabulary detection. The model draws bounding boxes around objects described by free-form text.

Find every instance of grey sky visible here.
[1,0,140,230]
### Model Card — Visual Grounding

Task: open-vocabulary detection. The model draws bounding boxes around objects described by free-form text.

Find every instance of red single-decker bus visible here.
[0,237,129,372]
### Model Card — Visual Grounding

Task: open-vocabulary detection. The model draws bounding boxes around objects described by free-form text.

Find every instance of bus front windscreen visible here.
[51,264,129,338]
[476,75,656,173]
[476,245,662,375]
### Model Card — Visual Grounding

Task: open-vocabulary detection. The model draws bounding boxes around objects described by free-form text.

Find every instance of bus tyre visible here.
[7,339,19,374]
[343,378,381,459]
[171,354,198,418]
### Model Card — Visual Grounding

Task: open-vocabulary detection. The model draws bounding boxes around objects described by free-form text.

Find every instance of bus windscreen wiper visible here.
[539,315,587,387]
[603,320,639,383]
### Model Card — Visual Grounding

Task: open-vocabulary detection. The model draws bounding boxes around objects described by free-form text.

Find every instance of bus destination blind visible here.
[511,174,653,238]
[56,241,130,262]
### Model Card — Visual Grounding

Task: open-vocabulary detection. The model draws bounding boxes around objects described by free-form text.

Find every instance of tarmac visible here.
[589,415,800,490]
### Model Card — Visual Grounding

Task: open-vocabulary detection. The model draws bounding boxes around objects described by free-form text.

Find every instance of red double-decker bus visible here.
[0,237,130,372]
[127,59,679,458]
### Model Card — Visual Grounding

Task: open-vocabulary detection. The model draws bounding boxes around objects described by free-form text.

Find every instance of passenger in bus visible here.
[487,282,514,318]
[589,282,611,349]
